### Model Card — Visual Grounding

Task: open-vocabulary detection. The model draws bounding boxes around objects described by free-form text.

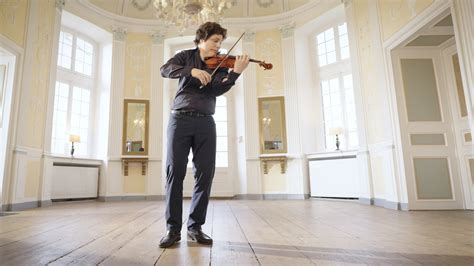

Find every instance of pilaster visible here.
[280,23,306,195]
[241,31,262,194]
[148,31,164,195]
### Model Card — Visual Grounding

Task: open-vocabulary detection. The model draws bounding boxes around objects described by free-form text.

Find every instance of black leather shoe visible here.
[187,228,213,245]
[159,230,181,248]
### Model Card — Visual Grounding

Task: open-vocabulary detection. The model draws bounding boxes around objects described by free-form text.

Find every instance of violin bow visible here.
[200,32,245,89]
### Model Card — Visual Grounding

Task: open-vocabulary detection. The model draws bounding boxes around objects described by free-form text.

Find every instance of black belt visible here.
[171,110,211,117]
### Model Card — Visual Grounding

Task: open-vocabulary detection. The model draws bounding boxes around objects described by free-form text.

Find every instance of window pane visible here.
[216,96,227,106]
[321,81,329,94]
[216,136,228,152]
[73,87,82,100]
[327,51,336,64]
[318,43,326,55]
[343,75,353,88]
[326,40,335,52]
[324,28,334,40]
[319,55,327,66]
[216,121,227,136]
[215,152,228,167]
[57,31,73,69]
[213,107,227,121]
[75,38,93,76]
[317,32,325,44]
[341,47,350,59]
[340,35,349,47]
[330,93,341,106]
[329,78,339,92]
[338,23,347,35]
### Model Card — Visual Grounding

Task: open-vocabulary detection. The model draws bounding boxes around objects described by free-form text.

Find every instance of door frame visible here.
[382,1,473,210]
[391,47,464,210]
[0,34,24,211]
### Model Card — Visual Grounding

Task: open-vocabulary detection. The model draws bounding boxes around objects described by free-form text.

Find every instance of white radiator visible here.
[51,164,99,199]
[309,156,358,198]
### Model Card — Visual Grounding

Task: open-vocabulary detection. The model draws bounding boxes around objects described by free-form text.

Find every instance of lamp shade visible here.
[329,127,344,135]
[69,134,81,143]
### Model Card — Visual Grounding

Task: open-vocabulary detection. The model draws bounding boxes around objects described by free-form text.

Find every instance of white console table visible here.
[307,150,358,198]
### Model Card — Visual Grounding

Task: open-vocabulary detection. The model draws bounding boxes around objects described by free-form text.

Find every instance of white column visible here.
[344,0,374,204]
[101,28,127,198]
[148,32,164,197]
[280,24,307,197]
[241,32,262,196]
[39,0,64,205]
[452,0,474,134]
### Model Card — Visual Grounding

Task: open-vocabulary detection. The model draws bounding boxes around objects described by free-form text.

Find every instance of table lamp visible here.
[69,134,81,157]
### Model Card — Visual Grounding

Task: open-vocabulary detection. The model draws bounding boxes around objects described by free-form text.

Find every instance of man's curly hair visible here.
[194,22,227,46]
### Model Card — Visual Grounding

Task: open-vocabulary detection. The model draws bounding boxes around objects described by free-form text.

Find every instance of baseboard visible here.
[373,198,407,210]
[359,197,374,205]
[41,200,53,207]
[8,201,40,211]
[234,194,309,200]
[98,195,164,202]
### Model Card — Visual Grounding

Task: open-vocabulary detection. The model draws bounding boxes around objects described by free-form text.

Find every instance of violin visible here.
[205,54,273,70]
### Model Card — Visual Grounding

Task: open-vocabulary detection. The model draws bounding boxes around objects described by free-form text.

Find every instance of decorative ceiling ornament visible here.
[151,0,235,32]
[257,0,274,8]
[132,0,152,11]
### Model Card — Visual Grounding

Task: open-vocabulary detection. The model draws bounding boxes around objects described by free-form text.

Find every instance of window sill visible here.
[44,153,103,165]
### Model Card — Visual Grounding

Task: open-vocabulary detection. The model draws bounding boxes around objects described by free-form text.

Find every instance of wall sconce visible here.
[329,127,344,150]
[69,134,81,157]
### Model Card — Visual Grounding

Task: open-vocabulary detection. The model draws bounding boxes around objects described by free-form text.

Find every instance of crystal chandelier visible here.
[152,0,234,32]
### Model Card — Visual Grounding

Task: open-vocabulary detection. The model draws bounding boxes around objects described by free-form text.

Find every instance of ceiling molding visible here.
[66,0,332,36]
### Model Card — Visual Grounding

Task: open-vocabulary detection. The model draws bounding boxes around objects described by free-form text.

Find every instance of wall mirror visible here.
[258,96,287,154]
[123,99,149,156]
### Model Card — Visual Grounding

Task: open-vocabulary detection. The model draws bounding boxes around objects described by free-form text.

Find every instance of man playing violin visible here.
[159,22,249,248]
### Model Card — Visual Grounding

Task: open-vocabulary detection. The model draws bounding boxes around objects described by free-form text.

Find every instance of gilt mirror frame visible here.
[258,96,288,154]
[122,99,149,156]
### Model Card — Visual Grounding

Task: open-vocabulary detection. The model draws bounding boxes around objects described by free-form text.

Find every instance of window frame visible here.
[314,22,358,151]
[51,27,98,157]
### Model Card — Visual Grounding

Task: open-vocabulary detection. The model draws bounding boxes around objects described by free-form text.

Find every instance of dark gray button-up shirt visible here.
[160,48,241,115]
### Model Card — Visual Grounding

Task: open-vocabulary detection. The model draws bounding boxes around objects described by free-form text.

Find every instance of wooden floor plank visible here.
[155,200,212,266]
[0,199,472,265]
[210,200,260,265]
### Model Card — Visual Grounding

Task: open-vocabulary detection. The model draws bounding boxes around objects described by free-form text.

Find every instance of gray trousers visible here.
[165,112,216,232]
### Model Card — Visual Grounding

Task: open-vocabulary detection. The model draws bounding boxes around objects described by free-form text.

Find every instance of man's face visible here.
[198,34,224,58]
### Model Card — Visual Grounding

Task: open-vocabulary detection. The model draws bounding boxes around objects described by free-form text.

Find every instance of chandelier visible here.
[150,0,235,32]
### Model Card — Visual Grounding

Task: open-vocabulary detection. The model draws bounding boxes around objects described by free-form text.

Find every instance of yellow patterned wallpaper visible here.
[0,0,29,47]
[377,0,434,40]
[255,29,284,97]
[24,161,40,198]
[124,33,151,99]
[21,0,56,148]
[123,165,146,193]
[353,0,385,143]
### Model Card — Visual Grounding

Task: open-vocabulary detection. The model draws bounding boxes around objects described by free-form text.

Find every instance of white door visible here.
[392,48,464,210]
[443,45,474,209]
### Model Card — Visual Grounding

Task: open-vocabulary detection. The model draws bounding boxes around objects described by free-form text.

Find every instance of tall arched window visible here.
[52,29,96,156]
[316,22,358,150]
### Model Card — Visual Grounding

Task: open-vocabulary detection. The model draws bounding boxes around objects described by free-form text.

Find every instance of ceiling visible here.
[87,0,311,20]
[405,14,454,47]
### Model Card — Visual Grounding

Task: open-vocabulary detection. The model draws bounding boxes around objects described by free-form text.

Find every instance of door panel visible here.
[392,49,464,209]
[443,45,474,209]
